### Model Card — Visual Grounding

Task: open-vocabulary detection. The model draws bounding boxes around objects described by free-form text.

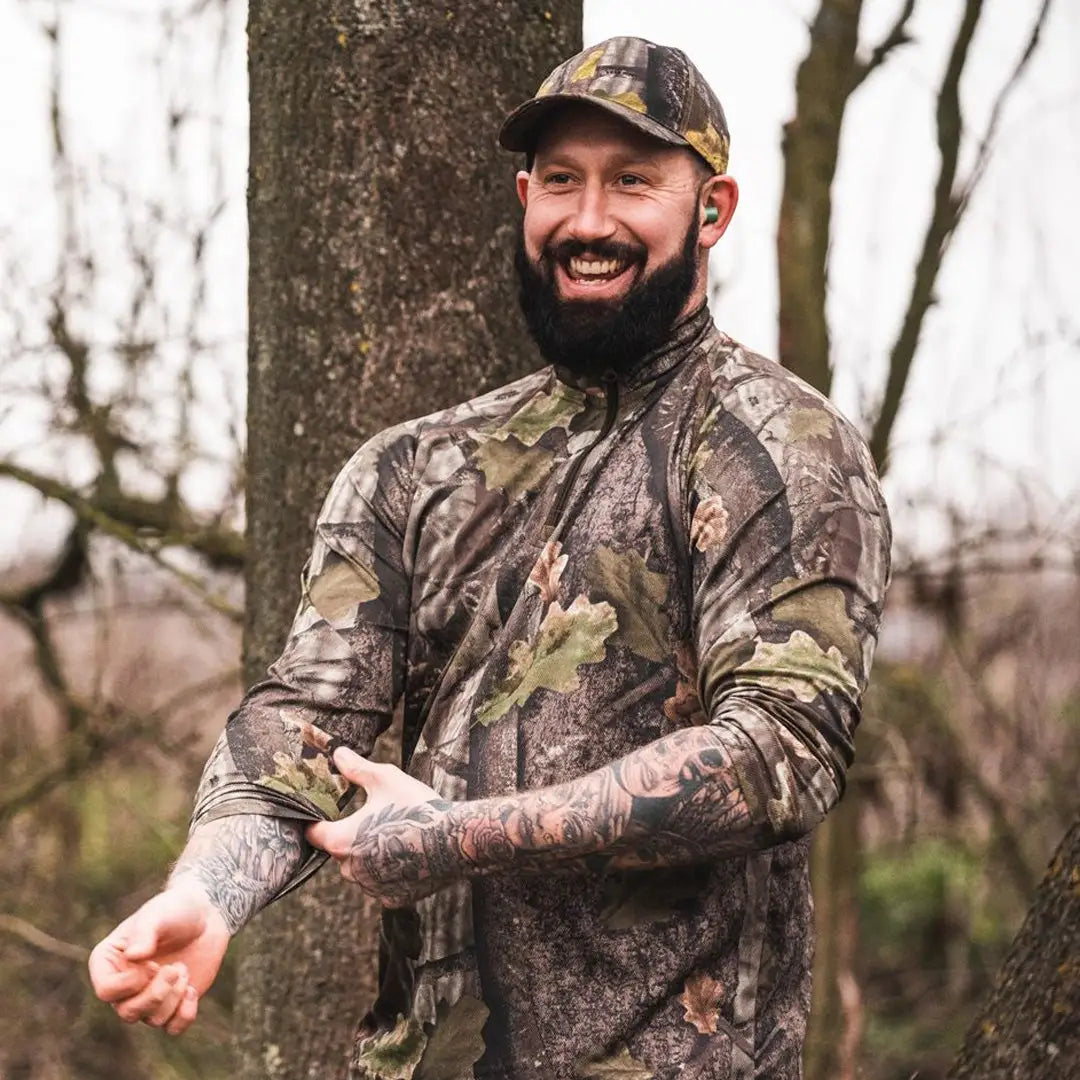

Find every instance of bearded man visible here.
[90,37,890,1080]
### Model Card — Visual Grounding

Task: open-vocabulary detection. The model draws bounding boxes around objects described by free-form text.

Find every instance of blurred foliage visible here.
[0,753,237,1079]
[0,570,240,1080]
[859,837,1018,1080]
[1,768,237,1078]
[1,772,237,1079]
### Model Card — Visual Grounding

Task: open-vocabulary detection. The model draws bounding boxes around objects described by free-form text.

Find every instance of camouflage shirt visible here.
[192,305,891,1079]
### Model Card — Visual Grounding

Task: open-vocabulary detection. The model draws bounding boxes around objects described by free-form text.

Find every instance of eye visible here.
[616,174,646,188]
[544,171,574,186]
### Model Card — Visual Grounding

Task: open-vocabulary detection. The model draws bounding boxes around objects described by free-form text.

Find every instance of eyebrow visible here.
[535,148,666,171]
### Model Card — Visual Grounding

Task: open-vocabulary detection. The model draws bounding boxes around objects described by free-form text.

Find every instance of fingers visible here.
[306,816,353,856]
[165,986,200,1036]
[88,937,157,1002]
[331,745,384,786]
[114,964,185,1024]
[145,965,189,1028]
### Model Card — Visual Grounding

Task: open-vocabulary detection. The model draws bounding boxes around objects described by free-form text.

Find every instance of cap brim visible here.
[499,94,690,157]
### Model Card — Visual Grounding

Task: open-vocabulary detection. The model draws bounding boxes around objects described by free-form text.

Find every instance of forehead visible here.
[532,103,692,168]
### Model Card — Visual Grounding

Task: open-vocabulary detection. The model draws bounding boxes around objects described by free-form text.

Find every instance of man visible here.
[90,36,890,1079]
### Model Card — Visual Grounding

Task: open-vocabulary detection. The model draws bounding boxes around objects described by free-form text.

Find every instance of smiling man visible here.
[89,37,891,1080]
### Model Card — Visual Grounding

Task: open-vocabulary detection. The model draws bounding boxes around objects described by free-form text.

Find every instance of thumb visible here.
[332,745,381,786]
[123,893,205,960]
[122,914,160,961]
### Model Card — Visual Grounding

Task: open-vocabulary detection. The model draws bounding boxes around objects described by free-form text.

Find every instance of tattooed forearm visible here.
[441,726,756,879]
[168,815,306,934]
[337,725,813,905]
[341,727,764,904]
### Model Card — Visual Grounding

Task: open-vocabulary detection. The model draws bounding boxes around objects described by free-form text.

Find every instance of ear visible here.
[515,169,530,210]
[699,174,739,249]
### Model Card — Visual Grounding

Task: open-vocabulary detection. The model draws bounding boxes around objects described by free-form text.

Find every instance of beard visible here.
[514,216,701,379]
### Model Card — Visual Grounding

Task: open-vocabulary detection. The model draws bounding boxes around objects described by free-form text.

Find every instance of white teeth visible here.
[569,256,625,278]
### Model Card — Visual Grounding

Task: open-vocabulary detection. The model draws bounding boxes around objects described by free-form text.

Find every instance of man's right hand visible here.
[88,885,230,1036]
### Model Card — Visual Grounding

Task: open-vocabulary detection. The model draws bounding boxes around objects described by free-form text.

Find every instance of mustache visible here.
[540,237,646,266]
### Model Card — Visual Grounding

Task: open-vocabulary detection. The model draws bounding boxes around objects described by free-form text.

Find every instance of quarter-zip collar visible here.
[551,302,714,393]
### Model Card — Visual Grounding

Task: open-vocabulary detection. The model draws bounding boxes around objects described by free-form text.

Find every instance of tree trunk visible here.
[804,786,863,1080]
[240,3,581,1077]
[776,0,864,398]
[947,816,1080,1079]
[776,7,867,1076]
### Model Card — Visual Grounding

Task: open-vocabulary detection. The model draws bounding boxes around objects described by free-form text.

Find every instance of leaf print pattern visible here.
[733,630,859,704]
[528,540,568,605]
[489,387,583,447]
[576,1045,655,1079]
[476,595,618,726]
[353,1014,427,1080]
[308,553,380,624]
[414,995,490,1080]
[471,435,554,501]
[663,641,707,728]
[586,546,670,661]
[677,972,725,1035]
[690,494,730,551]
[256,750,345,820]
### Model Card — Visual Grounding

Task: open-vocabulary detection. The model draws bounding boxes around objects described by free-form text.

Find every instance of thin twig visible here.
[0,913,89,962]
[955,0,1054,214]
[868,0,1057,469]
[851,0,917,91]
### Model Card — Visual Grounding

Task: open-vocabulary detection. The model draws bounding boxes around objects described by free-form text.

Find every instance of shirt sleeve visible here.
[687,378,891,849]
[190,425,416,871]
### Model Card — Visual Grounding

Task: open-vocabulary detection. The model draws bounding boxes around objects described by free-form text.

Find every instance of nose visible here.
[566,179,616,245]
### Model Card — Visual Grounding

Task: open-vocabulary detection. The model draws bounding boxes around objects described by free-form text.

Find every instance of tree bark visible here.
[947,816,1080,1078]
[776,0,864,398]
[777,8,868,1077]
[240,3,581,1077]
[804,785,863,1080]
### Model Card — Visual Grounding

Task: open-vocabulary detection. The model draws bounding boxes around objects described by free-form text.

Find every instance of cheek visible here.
[631,212,688,262]
[523,203,561,256]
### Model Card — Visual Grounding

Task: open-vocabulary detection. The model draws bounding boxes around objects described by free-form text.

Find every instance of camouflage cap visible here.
[499,36,730,175]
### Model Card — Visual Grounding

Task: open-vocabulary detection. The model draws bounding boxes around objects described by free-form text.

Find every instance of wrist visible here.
[166,869,241,937]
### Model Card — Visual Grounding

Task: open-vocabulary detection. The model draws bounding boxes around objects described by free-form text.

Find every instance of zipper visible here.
[543,370,619,540]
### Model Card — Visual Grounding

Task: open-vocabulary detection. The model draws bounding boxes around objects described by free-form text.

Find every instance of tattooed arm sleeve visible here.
[168,815,306,934]
[188,426,416,903]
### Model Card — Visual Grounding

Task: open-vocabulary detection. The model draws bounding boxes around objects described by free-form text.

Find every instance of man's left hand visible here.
[306,746,453,907]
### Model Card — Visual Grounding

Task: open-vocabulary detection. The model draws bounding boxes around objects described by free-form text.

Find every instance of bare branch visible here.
[0,461,243,621]
[0,668,234,828]
[0,914,88,962]
[867,0,983,471]
[868,0,1056,470]
[955,0,1054,214]
[851,0,917,91]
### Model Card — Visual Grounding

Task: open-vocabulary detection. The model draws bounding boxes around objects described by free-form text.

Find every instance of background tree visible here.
[773,2,1068,1077]
[238,2,581,1076]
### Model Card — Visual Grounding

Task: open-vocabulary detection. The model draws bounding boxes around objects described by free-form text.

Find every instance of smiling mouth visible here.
[559,254,641,292]
[567,255,629,280]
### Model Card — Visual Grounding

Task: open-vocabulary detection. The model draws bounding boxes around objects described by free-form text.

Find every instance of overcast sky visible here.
[1,0,1078,567]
